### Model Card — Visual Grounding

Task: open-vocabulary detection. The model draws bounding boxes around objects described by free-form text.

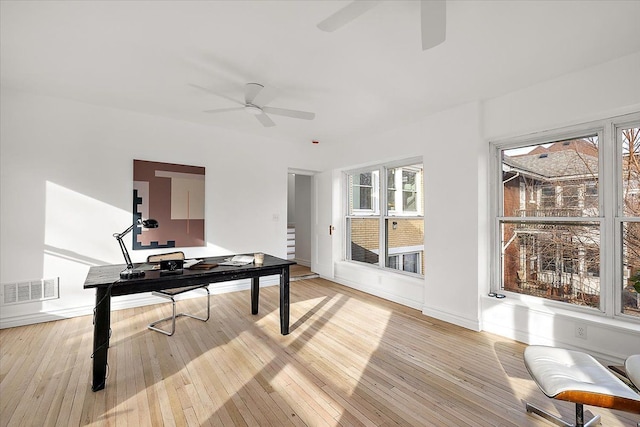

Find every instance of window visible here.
[346,159,424,276]
[541,185,556,209]
[388,252,421,274]
[349,171,378,214]
[620,125,640,317]
[493,114,640,321]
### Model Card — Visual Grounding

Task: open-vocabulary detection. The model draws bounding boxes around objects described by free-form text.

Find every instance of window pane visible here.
[403,253,418,273]
[348,171,379,214]
[387,169,396,211]
[348,217,379,265]
[562,185,579,208]
[621,127,640,317]
[503,137,599,217]
[501,220,600,308]
[358,187,372,210]
[385,218,424,275]
[387,163,423,215]
[622,221,640,317]
[388,255,399,270]
[622,127,640,217]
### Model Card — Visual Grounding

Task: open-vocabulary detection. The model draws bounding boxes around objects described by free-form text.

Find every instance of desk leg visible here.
[91,286,111,392]
[280,266,290,335]
[251,276,259,315]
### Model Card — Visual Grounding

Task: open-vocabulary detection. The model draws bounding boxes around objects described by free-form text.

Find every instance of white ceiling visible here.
[2,0,639,146]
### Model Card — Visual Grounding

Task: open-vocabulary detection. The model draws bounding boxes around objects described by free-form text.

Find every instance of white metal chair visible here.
[146,252,210,336]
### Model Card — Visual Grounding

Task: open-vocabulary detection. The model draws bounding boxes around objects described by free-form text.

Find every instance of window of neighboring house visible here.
[584,182,599,213]
[541,185,556,209]
[346,159,424,276]
[494,114,640,322]
[562,184,579,209]
[388,251,421,274]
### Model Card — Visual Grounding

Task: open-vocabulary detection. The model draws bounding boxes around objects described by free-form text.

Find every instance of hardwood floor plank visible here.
[1,278,638,427]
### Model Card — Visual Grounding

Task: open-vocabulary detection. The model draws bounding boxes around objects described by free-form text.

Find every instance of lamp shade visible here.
[141,219,159,229]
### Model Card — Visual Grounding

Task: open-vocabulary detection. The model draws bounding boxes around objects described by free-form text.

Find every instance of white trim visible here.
[388,245,424,255]
[0,276,280,329]
[481,294,640,364]
[422,305,481,332]
[328,272,423,310]
[489,111,640,323]
[294,257,311,267]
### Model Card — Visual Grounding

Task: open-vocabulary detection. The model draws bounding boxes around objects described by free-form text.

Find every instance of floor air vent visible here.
[1,278,59,305]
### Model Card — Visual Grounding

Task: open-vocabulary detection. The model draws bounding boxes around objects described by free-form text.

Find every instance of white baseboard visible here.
[0,305,95,329]
[0,276,280,329]
[294,258,310,267]
[422,305,481,331]
[329,275,423,310]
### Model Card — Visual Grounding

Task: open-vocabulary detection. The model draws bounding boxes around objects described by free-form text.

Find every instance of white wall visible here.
[0,89,320,327]
[324,52,640,362]
[481,52,640,363]
[322,102,483,329]
[3,52,639,362]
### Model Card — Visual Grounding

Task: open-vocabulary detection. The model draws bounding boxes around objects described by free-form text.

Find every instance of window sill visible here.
[482,291,640,333]
[344,259,424,280]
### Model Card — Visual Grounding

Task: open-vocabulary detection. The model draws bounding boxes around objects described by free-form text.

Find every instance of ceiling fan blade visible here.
[203,107,244,114]
[254,113,276,127]
[262,106,315,121]
[317,0,381,32]
[245,83,265,104]
[420,0,446,50]
[189,83,244,106]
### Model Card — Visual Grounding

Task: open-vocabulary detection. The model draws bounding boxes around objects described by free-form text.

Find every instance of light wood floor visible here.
[1,278,638,426]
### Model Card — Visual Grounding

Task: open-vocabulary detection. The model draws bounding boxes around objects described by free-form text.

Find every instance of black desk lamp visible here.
[113,218,158,279]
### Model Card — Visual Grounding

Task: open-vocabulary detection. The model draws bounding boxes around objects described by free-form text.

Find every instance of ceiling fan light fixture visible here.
[244,104,263,115]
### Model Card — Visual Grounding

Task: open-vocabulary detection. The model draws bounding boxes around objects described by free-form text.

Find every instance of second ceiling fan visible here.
[317,0,446,51]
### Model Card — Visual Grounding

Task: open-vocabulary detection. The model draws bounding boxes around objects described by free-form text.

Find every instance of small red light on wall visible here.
[312,140,319,144]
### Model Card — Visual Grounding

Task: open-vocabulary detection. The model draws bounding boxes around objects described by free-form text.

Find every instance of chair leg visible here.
[178,287,210,322]
[525,402,601,427]
[148,297,177,336]
[148,288,209,336]
[526,402,572,427]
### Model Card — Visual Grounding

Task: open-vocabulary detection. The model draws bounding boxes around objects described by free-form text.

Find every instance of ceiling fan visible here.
[191,83,315,128]
[317,0,446,51]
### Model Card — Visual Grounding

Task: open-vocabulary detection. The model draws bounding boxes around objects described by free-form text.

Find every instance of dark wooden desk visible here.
[84,254,295,392]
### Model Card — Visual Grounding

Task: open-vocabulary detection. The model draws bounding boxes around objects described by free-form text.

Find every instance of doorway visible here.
[287,171,314,279]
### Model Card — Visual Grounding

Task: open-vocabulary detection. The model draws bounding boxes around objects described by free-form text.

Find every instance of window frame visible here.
[490,112,640,323]
[349,170,379,216]
[345,157,424,278]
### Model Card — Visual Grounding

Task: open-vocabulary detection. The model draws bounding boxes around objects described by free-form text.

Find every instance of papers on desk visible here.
[183,259,203,269]
[218,255,254,266]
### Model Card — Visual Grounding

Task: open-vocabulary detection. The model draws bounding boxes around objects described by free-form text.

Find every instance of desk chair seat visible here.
[146,252,210,336]
[524,345,640,427]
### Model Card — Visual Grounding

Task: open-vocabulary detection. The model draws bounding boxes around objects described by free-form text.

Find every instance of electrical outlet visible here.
[575,324,587,339]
